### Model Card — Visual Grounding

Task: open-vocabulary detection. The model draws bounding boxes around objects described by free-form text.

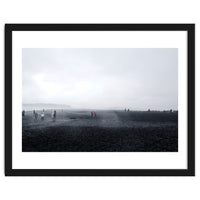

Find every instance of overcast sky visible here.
[22,48,178,110]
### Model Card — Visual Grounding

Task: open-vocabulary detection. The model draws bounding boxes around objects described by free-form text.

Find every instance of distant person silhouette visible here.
[22,110,25,117]
[34,112,38,120]
[93,111,97,117]
[41,112,45,120]
[91,111,93,118]
[52,110,56,120]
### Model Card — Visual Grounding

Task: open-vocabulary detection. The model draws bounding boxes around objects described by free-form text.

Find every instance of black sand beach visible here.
[22,110,178,152]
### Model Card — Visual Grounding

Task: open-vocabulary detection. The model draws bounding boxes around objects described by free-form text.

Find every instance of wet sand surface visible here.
[22,110,178,152]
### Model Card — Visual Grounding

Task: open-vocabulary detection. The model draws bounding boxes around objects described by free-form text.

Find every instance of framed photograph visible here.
[5,24,195,176]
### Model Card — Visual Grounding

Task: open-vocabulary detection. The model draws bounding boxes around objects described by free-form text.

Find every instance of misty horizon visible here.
[22,103,178,111]
[22,48,178,110]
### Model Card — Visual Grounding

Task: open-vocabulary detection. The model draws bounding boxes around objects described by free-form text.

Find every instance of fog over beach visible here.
[22,48,178,152]
[22,48,178,110]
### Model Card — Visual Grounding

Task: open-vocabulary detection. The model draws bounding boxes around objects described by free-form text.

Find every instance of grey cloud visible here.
[22,48,178,110]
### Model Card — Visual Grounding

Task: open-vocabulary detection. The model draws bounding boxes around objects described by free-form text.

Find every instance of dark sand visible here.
[22,110,178,152]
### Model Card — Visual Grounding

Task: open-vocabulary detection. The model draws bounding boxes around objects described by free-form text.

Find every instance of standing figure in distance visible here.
[33,109,35,117]
[52,110,56,120]
[34,112,38,120]
[41,111,45,120]
[91,111,93,118]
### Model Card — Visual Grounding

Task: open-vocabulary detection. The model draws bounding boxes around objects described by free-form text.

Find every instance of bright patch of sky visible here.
[22,48,178,110]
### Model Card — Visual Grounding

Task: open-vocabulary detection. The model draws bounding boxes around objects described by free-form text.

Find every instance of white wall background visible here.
[0,1,199,200]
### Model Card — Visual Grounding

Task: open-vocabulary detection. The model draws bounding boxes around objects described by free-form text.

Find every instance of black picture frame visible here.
[5,24,195,176]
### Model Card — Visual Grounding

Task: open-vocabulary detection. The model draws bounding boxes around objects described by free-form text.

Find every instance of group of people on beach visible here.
[125,108,151,112]
[22,109,57,121]
[23,109,98,121]
[33,109,56,121]
[91,111,97,118]
[124,108,130,112]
